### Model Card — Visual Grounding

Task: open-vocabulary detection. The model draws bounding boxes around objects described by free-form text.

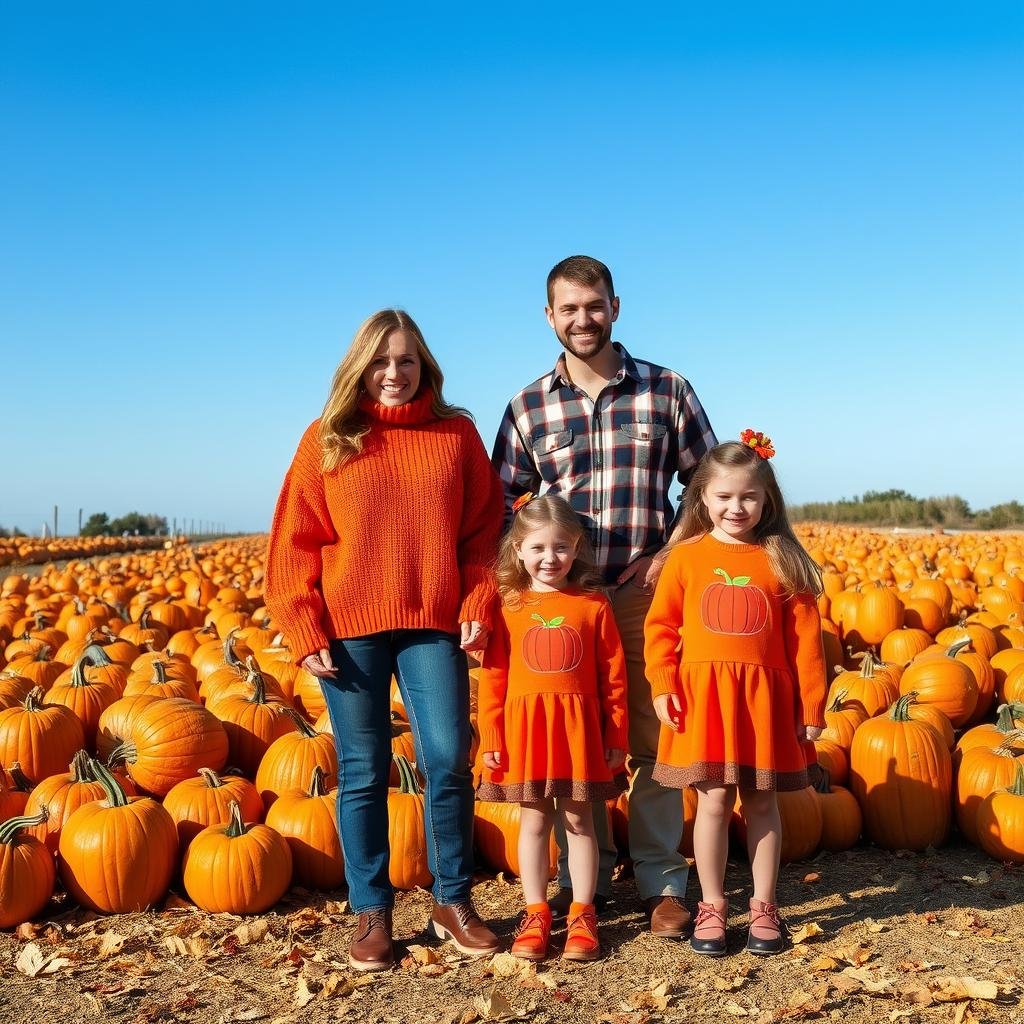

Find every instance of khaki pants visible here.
[555,583,689,899]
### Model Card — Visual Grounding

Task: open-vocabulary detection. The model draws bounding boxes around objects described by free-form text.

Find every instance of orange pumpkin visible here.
[0,688,85,785]
[388,754,432,890]
[0,811,56,929]
[976,762,1024,863]
[163,768,264,852]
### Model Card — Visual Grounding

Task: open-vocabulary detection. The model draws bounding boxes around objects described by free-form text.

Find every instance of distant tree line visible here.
[789,489,1024,529]
[80,512,169,537]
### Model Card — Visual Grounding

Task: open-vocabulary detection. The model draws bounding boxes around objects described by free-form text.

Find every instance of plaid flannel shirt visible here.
[491,343,717,584]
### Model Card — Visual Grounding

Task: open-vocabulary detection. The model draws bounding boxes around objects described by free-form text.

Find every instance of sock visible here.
[526,902,550,915]
[569,901,594,917]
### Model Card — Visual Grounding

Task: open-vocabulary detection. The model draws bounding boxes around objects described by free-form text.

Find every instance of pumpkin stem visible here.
[198,767,224,789]
[23,687,45,712]
[0,809,49,845]
[243,657,269,704]
[108,740,139,766]
[713,567,733,585]
[827,689,849,712]
[69,749,96,783]
[8,762,33,793]
[151,660,169,685]
[224,630,244,670]
[91,757,132,807]
[224,799,249,838]
[945,638,973,658]
[393,754,420,795]
[888,693,916,722]
[282,707,318,738]
[1008,761,1024,797]
[994,732,1024,755]
[307,764,328,797]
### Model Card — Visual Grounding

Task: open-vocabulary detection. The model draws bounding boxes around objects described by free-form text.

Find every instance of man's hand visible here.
[617,553,666,592]
[302,648,337,679]
[653,692,683,731]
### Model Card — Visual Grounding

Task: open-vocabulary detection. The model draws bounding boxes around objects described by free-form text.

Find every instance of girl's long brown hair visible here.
[318,309,468,471]
[495,494,605,608]
[671,442,822,597]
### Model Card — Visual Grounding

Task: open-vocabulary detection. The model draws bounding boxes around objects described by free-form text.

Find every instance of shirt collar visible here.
[547,342,640,393]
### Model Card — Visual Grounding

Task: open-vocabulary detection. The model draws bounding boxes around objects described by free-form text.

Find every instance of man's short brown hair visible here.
[546,255,615,306]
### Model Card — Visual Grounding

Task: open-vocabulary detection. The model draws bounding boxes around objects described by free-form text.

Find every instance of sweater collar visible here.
[358,388,437,426]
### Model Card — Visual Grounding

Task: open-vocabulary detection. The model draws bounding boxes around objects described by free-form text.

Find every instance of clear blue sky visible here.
[2,3,1021,534]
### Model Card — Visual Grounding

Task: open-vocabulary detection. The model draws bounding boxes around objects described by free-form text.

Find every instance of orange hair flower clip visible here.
[739,428,775,459]
[512,492,536,514]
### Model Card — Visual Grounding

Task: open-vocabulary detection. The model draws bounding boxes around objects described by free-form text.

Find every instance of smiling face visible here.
[516,522,579,591]
[545,277,620,361]
[361,329,422,406]
[702,464,766,544]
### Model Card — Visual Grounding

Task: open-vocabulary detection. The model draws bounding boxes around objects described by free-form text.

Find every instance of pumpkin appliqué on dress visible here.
[522,614,584,673]
[701,568,769,635]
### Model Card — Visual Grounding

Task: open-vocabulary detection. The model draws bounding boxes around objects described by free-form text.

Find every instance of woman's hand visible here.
[798,724,823,741]
[460,620,489,652]
[653,693,683,732]
[483,751,503,771]
[605,748,626,773]
[301,648,337,679]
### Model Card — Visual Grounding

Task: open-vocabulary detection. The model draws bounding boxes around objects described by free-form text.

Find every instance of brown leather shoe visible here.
[645,895,693,939]
[429,900,502,956]
[349,908,394,972]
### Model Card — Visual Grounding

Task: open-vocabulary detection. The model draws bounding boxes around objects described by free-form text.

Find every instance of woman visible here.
[265,309,504,971]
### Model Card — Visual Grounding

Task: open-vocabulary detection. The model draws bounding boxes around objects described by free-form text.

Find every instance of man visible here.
[491,255,717,938]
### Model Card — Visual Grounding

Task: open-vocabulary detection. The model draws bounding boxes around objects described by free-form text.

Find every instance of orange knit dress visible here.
[645,534,827,792]
[476,588,630,802]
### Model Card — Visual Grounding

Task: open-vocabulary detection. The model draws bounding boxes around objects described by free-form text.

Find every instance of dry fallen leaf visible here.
[802,872,821,884]
[487,952,526,979]
[472,988,516,1021]
[789,922,824,945]
[163,936,188,956]
[16,943,46,978]
[722,999,749,1016]
[807,956,839,973]
[294,976,316,1008]
[841,966,892,994]
[320,972,354,999]
[930,977,1000,1002]
[232,920,270,946]
[97,931,126,958]
[714,974,749,992]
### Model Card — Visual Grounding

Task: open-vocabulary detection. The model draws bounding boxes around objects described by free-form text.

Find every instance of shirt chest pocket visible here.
[619,422,668,469]
[532,428,575,484]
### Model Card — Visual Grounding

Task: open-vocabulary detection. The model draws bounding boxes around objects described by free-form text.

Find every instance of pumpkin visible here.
[123,659,200,702]
[820,689,869,751]
[828,652,900,719]
[109,697,229,796]
[976,761,1024,863]
[956,703,1024,769]
[855,585,904,645]
[849,693,952,851]
[59,759,178,912]
[0,763,34,820]
[0,671,32,710]
[0,810,56,929]
[182,800,292,913]
[810,764,862,852]
[44,648,122,749]
[955,735,1024,844]
[265,765,344,890]
[936,622,998,662]
[879,627,933,666]
[207,661,295,778]
[254,711,337,810]
[163,768,263,851]
[388,754,432,890]
[733,785,823,863]
[899,641,979,727]
[0,687,85,785]
[902,695,955,751]
[95,694,161,764]
[25,749,138,853]
[813,738,849,786]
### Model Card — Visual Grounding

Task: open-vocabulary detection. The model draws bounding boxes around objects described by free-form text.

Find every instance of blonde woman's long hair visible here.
[319,309,469,471]
[495,494,606,609]
[673,442,823,597]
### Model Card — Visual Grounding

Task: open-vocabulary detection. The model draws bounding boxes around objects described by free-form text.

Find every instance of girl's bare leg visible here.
[518,800,557,906]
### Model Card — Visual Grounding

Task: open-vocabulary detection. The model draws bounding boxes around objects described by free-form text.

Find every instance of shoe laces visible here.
[359,910,389,937]
[450,901,480,927]
[693,901,726,928]
[567,908,598,941]
[750,901,781,928]
[515,910,550,942]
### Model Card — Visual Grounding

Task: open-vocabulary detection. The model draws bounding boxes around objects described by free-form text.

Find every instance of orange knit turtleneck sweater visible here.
[264,390,503,661]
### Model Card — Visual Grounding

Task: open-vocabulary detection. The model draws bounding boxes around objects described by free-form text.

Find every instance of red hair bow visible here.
[740,429,775,459]
[512,492,535,513]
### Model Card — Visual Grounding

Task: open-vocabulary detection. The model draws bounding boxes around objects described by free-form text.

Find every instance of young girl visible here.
[645,431,826,957]
[477,494,629,962]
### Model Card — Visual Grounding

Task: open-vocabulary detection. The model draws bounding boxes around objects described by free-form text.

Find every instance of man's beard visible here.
[557,323,613,360]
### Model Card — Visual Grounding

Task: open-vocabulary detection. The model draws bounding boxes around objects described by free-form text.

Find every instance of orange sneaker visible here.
[511,906,552,961]
[563,903,601,961]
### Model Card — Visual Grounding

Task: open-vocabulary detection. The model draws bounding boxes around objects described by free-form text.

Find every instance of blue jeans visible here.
[323,630,474,913]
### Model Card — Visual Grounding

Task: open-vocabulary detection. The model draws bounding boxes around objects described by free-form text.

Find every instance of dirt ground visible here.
[2,842,1021,1024]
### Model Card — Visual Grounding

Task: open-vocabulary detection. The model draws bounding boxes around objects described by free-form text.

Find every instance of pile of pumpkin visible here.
[1,526,1023,932]
[0,534,165,568]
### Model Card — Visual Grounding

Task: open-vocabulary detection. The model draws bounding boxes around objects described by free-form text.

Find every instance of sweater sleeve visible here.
[644,547,686,698]
[456,420,503,629]
[782,592,828,727]
[264,422,337,664]
[594,599,630,752]
[476,615,511,757]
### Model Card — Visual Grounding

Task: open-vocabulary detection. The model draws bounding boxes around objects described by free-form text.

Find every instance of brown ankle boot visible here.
[349,908,394,972]
[429,899,502,956]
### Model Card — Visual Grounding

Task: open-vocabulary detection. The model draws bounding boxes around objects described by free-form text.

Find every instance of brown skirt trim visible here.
[476,776,627,803]
[653,761,809,793]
